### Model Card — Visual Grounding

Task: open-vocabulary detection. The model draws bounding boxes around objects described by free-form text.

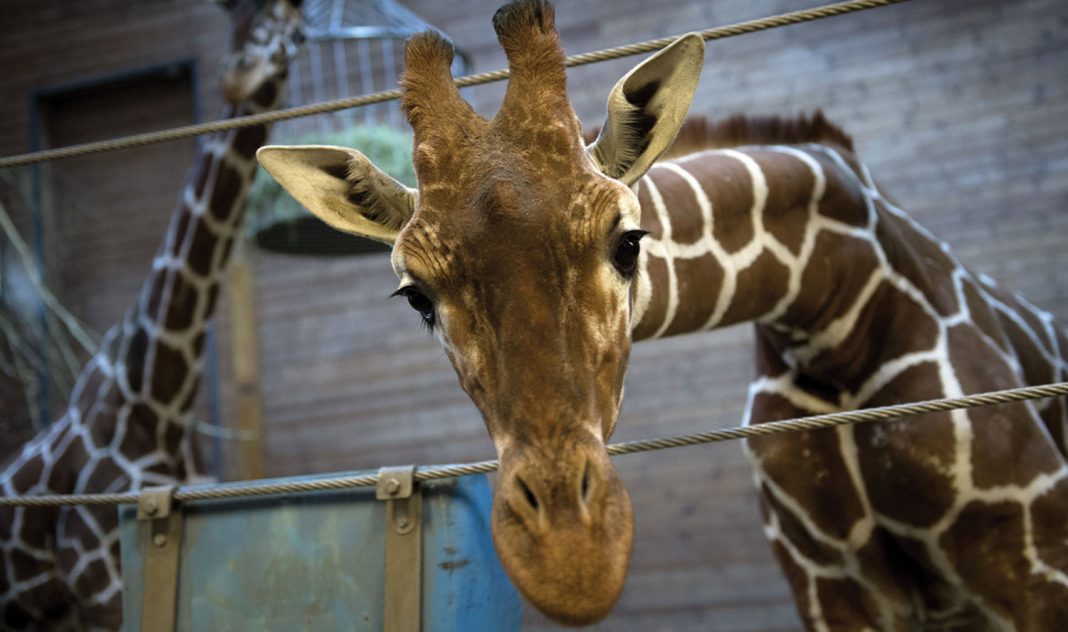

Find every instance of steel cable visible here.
[0,0,911,169]
[2,380,1065,507]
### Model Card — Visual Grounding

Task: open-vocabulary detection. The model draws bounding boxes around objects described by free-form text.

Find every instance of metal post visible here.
[376,466,422,632]
[137,485,183,632]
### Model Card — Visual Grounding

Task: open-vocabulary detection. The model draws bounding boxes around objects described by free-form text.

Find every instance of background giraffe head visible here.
[258,0,704,624]
[217,0,304,105]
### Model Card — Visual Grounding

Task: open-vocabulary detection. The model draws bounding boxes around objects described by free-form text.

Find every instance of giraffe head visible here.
[216,0,303,105]
[258,1,703,623]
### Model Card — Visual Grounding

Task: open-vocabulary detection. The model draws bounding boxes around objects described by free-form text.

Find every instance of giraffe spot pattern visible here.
[719,250,789,328]
[855,363,957,527]
[749,392,866,540]
[122,326,149,395]
[0,3,300,625]
[761,483,845,566]
[149,340,190,405]
[874,207,959,318]
[209,159,243,223]
[162,272,199,331]
[813,576,879,630]
[639,142,1068,628]
[187,221,220,277]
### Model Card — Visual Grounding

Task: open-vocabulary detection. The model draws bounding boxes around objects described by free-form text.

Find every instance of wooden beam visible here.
[226,259,265,480]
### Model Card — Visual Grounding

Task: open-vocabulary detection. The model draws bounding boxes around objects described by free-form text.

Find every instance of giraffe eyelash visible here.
[391,286,437,331]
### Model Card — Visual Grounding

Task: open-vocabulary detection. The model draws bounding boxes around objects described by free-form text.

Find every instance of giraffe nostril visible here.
[516,476,539,512]
[580,460,591,505]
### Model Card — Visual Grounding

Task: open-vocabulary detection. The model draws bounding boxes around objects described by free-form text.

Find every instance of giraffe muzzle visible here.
[490,441,634,625]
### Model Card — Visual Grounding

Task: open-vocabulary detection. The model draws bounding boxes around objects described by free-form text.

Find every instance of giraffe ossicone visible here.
[261,0,1068,629]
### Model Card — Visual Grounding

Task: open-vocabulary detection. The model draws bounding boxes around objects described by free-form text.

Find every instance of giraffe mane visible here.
[584,111,856,160]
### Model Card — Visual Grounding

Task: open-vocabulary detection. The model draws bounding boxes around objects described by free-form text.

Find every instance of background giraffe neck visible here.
[631,145,966,390]
[631,146,851,337]
[632,142,1067,408]
[92,76,286,454]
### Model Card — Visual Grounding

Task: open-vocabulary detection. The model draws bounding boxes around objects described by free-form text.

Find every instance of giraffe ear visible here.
[586,33,705,186]
[256,145,417,245]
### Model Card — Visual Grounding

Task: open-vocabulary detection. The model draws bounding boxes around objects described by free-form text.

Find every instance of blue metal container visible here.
[119,472,520,631]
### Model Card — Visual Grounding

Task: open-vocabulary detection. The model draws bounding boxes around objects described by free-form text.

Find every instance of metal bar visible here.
[377,466,422,632]
[227,260,265,480]
[138,486,183,632]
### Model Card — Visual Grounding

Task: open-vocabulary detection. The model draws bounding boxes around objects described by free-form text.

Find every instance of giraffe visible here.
[258,0,1068,628]
[0,1,302,629]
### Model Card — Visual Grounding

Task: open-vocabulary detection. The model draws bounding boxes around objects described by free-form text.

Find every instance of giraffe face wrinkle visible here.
[323,1,708,623]
[389,158,639,623]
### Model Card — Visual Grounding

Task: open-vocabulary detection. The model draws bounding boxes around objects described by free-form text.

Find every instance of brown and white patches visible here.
[939,500,1059,627]
[684,152,755,253]
[749,150,818,258]
[951,329,1063,490]
[762,484,846,568]
[782,230,879,337]
[960,276,1016,363]
[634,147,818,338]
[624,117,1068,627]
[0,3,299,625]
[632,252,670,340]
[637,172,679,339]
[664,252,724,337]
[1031,478,1068,583]
[719,251,790,328]
[809,151,869,229]
[748,392,866,542]
[854,362,957,527]
[875,210,960,319]
[806,282,943,392]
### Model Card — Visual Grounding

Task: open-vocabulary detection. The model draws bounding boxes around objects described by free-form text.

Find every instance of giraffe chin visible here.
[490,451,634,626]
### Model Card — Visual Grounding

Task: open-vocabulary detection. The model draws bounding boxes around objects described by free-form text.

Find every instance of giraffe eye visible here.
[392,287,435,328]
[613,230,648,277]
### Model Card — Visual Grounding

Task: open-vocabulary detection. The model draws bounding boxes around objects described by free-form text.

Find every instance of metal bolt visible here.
[143,499,158,516]
[384,478,400,495]
[396,516,409,529]
[153,533,167,547]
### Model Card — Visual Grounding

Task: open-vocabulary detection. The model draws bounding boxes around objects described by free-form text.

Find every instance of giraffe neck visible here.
[668,142,1068,629]
[75,76,285,472]
[631,144,994,398]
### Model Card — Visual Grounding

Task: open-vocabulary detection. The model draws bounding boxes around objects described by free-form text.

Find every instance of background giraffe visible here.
[623,115,1068,629]
[0,1,303,628]
[259,1,1068,627]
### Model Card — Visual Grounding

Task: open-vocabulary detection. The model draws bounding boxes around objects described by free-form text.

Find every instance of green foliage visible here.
[246,124,416,235]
